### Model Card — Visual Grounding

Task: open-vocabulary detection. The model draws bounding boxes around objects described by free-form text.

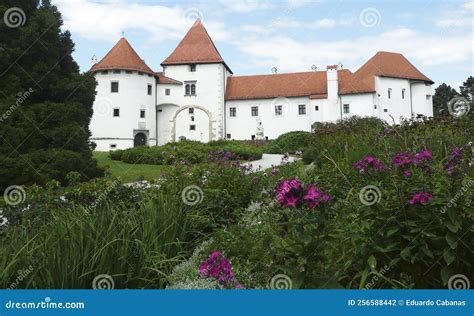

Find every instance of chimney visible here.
[326,65,338,100]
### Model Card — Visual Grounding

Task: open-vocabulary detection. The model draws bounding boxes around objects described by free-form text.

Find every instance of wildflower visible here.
[275,179,331,209]
[353,156,386,174]
[408,192,433,205]
[392,151,413,176]
[444,147,463,174]
[199,251,243,289]
[303,184,331,209]
[413,149,432,165]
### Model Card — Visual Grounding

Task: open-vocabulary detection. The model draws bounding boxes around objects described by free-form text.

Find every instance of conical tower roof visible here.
[162,20,232,73]
[91,38,154,75]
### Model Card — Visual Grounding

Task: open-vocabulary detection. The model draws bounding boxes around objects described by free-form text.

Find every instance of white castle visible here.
[90,20,434,151]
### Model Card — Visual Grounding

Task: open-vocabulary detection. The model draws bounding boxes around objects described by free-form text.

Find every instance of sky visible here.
[54,0,473,90]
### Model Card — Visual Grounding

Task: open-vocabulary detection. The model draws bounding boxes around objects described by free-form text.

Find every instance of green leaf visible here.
[441,266,453,285]
[386,227,399,237]
[421,245,434,259]
[445,233,458,249]
[400,247,411,261]
[446,222,459,233]
[443,249,456,266]
[367,255,377,270]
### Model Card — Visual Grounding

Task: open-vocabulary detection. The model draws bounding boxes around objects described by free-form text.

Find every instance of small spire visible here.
[121,31,125,37]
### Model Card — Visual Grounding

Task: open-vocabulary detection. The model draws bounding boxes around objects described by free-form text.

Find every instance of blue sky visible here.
[55,0,473,90]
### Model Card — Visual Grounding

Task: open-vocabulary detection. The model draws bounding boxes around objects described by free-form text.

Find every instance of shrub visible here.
[110,140,263,165]
[264,131,312,154]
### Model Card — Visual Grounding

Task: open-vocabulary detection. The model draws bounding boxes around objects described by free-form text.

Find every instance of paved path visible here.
[244,154,298,172]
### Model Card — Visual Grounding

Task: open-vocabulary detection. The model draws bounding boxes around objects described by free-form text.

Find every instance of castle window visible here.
[191,116,194,121]
[165,88,170,95]
[275,105,282,116]
[190,124,196,131]
[374,105,377,109]
[388,88,392,99]
[315,105,319,111]
[384,109,388,112]
[101,70,108,74]
[111,81,119,93]
[230,107,236,117]
[185,82,197,96]
[226,133,231,139]
[298,104,306,115]
[140,110,145,118]
[147,84,152,95]
[426,95,431,100]
[125,70,132,74]
[110,144,117,149]
[113,70,121,74]
[190,64,196,72]
[343,104,350,114]
[188,108,194,114]
[113,108,120,117]
[402,88,406,99]
[251,106,258,117]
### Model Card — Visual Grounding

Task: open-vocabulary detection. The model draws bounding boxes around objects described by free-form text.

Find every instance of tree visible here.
[432,83,459,118]
[0,0,103,190]
[459,76,473,102]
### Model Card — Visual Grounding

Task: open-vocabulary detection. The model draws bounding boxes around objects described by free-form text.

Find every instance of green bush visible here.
[109,140,263,165]
[264,131,312,154]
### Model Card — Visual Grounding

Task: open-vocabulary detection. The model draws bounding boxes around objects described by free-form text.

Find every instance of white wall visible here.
[90,71,156,151]
[411,82,433,118]
[225,96,313,140]
[339,93,376,121]
[160,63,226,141]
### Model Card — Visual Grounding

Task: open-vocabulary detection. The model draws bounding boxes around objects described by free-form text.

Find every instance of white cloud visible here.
[285,0,315,10]
[310,18,336,29]
[219,0,272,13]
[232,27,472,73]
[54,0,230,42]
[436,0,473,28]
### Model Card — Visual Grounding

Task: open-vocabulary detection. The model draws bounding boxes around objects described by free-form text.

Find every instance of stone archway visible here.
[170,105,216,142]
[133,131,147,147]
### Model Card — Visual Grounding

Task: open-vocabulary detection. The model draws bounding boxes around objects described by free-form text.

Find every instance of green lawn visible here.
[93,151,170,183]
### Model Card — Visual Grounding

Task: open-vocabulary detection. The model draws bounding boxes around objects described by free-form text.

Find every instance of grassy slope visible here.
[93,151,170,183]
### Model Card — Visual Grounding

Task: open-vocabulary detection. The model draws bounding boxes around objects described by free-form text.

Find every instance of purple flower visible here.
[393,151,412,167]
[413,149,432,165]
[275,179,330,209]
[408,192,433,205]
[444,147,463,175]
[353,156,387,174]
[199,251,243,289]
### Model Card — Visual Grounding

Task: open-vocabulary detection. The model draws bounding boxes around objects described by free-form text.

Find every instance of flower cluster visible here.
[392,149,432,176]
[275,178,331,209]
[199,251,243,289]
[413,149,433,166]
[353,156,386,174]
[444,147,463,175]
[408,192,433,205]
[208,150,234,162]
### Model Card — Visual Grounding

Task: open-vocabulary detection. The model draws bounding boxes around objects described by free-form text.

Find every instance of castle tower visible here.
[90,37,157,151]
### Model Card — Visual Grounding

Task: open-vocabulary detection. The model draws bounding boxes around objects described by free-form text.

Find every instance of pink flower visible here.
[408,192,433,205]
[413,149,432,165]
[353,156,387,174]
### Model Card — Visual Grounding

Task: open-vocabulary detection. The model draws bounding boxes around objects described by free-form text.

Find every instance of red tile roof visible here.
[155,72,182,85]
[91,38,155,75]
[347,51,434,93]
[161,20,232,73]
[226,52,432,100]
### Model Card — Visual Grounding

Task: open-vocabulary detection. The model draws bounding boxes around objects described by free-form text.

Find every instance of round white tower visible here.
[89,38,156,151]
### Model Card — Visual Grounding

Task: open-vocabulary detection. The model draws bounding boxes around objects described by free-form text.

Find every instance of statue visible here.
[256,118,265,140]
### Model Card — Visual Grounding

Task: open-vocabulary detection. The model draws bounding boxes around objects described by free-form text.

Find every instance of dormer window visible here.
[388,88,392,99]
[189,64,196,72]
[402,88,406,99]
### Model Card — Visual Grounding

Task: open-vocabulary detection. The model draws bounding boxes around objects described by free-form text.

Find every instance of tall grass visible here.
[0,190,201,289]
